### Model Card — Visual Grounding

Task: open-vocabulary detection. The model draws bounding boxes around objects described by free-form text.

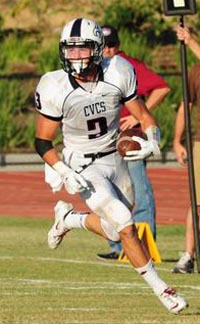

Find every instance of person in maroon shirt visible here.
[97,25,170,260]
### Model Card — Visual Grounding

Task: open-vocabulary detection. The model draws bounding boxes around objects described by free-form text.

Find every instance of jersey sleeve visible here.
[35,73,63,120]
[115,56,138,103]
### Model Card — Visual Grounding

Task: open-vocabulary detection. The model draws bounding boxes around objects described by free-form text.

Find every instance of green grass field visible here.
[0,216,200,324]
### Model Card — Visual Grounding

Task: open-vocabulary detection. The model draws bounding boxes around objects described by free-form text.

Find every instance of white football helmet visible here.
[59,18,104,77]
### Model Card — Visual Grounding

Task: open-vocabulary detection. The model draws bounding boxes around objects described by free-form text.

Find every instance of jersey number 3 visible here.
[35,92,42,110]
[87,117,108,139]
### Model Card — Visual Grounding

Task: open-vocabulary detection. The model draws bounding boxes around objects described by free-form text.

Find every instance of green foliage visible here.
[10,0,51,27]
[0,12,4,30]
[1,0,200,152]
[100,0,168,44]
[0,79,36,151]
[37,38,60,73]
[119,28,152,65]
[153,75,182,151]
[0,77,63,152]
[0,33,38,74]
[175,41,200,71]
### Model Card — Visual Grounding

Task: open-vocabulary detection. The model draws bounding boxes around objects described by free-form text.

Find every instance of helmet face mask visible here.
[60,41,95,77]
[59,18,104,77]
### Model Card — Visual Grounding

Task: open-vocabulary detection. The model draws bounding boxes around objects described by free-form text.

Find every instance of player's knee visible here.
[107,231,120,242]
[119,224,138,240]
[102,198,133,232]
[100,218,120,241]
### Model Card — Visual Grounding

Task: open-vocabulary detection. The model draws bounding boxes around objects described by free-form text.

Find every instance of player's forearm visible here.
[145,87,170,111]
[35,140,70,178]
[34,135,61,166]
[140,116,157,132]
[35,114,62,167]
[139,101,158,129]
[42,148,61,167]
[120,97,159,134]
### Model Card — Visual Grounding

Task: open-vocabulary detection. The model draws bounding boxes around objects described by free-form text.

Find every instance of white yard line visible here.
[1,255,200,293]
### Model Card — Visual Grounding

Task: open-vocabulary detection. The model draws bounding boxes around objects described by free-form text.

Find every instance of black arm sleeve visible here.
[34,137,53,158]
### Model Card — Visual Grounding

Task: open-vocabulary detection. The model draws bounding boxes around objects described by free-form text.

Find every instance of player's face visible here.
[64,45,94,79]
[103,44,119,58]
[65,46,92,60]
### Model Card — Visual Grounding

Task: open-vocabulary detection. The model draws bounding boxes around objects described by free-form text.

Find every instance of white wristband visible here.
[145,126,160,143]
[52,161,70,178]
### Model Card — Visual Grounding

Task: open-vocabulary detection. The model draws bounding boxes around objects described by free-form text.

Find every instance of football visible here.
[116,128,147,158]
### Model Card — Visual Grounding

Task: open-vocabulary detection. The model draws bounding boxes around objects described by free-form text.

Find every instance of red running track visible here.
[0,168,190,225]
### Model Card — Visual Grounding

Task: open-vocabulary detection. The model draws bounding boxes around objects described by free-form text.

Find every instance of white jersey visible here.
[35,55,137,154]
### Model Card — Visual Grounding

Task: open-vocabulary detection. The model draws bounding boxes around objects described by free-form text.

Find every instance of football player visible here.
[34,17,188,314]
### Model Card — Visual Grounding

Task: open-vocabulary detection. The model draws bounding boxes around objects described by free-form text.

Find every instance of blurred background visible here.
[0,0,200,157]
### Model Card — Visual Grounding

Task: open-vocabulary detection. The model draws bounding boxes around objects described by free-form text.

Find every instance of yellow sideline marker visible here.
[118,222,162,264]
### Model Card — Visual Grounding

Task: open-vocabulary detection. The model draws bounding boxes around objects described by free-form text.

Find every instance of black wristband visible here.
[34,137,53,157]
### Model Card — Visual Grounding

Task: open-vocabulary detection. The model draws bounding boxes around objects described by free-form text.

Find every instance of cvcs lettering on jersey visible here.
[84,101,106,117]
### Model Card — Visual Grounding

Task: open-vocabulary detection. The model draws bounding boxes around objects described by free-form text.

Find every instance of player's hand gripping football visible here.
[53,161,89,194]
[124,126,161,161]
[124,137,160,161]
